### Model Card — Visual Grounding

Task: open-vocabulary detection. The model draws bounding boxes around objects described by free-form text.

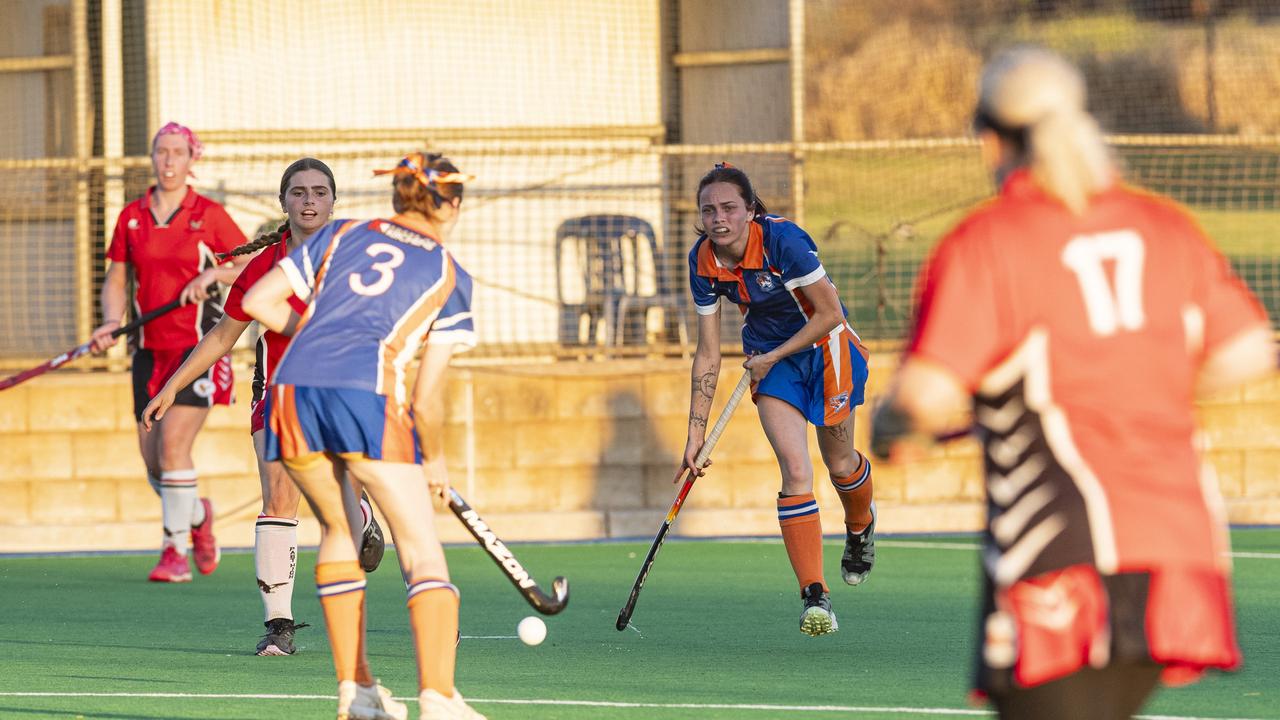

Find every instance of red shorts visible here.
[976,563,1239,694]
[250,388,270,435]
[132,347,234,422]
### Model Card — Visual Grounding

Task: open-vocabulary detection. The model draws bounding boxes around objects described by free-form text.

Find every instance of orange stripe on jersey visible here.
[377,257,456,404]
[271,384,311,459]
[381,398,417,464]
[791,283,816,320]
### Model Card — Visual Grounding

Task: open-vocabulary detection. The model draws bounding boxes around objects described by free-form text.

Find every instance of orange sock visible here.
[316,560,372,685]
[777,493,826,591]
[832,451,874,532]
[407,578,460,695]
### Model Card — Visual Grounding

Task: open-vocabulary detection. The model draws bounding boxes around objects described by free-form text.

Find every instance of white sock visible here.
[190,495,207,527]
[359,496,373,533]
[255,515,299,622]
[159,469,198,553]
[146,474,162,497]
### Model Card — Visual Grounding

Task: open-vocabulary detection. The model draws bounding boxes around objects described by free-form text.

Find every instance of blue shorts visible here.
[754,325,869,427]
[264,384,421,465]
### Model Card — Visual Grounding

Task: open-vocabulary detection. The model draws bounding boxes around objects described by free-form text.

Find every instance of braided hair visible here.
[220,222,288,260]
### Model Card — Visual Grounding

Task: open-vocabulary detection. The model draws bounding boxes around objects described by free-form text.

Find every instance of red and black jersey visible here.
[909,169,1266,683]
[222,232,308,405]
[107,186,247,350]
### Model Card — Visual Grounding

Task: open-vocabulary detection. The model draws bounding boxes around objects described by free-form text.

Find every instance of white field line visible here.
[0,692,1268,719]
[878,540,1280,560]
[460,635,517,639]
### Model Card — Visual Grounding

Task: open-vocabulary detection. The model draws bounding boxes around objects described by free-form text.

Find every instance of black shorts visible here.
[987,660,1161,720]
[132,347,234,422]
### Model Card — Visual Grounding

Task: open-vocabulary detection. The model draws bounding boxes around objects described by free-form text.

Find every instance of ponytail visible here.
[976,47,1116,215]
[1028,109,1112,215]
[220,222,288,260]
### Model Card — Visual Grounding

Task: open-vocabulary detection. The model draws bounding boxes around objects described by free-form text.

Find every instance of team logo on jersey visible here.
[127,218,139,230]
[828,392,849,412]
[192,378,215,398]
[189,220,203,230]
[755,273,776,292]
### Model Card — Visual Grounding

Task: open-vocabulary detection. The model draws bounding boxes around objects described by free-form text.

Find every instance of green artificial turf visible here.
[0,529,1276,719]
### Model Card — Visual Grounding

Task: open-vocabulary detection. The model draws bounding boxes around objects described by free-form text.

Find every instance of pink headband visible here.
[152,122,204,163]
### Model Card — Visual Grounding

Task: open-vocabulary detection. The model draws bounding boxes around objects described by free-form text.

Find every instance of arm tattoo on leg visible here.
[824,423,850,443]
[693,372,717,400]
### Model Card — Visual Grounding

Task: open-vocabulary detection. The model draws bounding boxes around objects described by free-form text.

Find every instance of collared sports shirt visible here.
[106,186,247,349]
[272,217,476,405]
[687,215,852,355]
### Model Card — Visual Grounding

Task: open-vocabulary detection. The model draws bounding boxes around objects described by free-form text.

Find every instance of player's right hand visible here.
[140,390,175,431]
[677,437,711,482]
[90,321,121,353]
[423,456,451,511]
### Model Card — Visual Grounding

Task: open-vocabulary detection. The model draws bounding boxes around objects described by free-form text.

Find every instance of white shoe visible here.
[338,680,408,720]
[419,688,487,720]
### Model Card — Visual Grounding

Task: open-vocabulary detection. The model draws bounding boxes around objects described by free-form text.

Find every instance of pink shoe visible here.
[191,498,220,575]
[148,546,192,583]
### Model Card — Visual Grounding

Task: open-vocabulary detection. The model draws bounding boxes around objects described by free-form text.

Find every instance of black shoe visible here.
[255,618,309,656]
[841,501,876,586]
[359,512,386,573]
[799,582,838,636]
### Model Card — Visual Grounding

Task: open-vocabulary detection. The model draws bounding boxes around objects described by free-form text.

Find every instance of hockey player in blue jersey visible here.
[681,163,877,637]
[243,152,485,720]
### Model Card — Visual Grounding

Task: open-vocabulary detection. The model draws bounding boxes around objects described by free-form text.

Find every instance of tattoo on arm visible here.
[693,371,717,400]
[689,413,708,429]
[823,423,850,443]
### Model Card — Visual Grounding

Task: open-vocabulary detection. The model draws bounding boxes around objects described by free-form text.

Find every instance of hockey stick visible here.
[0,292,198,392]
[616,370,752,631]
[448,488,570,615]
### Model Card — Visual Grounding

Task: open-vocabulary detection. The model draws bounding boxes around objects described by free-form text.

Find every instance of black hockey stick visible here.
[0,291,204,392]
[448,488,569,615]
[616,371,752,631]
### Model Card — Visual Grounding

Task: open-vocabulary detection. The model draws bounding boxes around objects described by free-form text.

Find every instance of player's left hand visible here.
[742,352,777,384]
[179,270,218,305]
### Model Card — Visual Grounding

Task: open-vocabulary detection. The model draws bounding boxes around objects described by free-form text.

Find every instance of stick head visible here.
[531,576,570,615]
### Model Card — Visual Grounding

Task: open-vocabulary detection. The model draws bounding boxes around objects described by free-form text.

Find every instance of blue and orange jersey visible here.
[687,215,854,355]
[272,216,476,404]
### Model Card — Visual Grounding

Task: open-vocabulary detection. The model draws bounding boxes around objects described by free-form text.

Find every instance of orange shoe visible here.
[148,546,192,583]
[191,498,220,575]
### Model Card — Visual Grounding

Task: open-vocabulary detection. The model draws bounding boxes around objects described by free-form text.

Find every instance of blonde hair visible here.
[977,47,1114,214]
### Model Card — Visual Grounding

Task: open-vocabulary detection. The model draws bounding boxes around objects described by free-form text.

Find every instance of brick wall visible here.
[0,356,1275,552]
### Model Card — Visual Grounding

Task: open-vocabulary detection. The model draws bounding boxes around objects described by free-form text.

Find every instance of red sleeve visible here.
[223,249,270,322]
[1184,217,1270,352]
[106,210,130,263]
[209,203,248,256]
[224,246,308,322]
[906,217,1013,391]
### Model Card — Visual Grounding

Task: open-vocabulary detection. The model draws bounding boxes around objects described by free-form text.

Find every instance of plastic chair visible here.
[555,215,689,352]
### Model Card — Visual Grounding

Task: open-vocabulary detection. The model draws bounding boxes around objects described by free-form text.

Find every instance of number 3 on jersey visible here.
[1061,230,1146,336]
[349,242,405,297]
